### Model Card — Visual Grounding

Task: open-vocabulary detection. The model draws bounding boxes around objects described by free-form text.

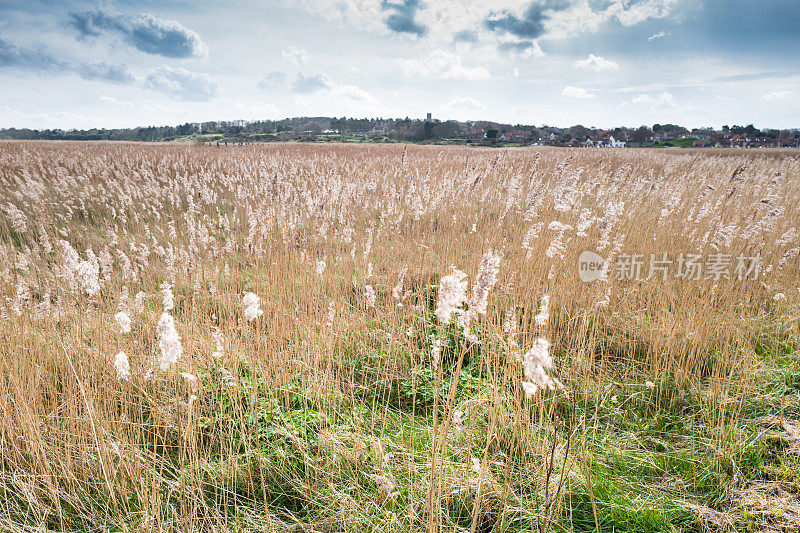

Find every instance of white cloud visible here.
[258,71,287,90]
[520,0,680,40]
[68,9,209,59]
[281,46,309,65]
[233,100,280,118]
[336,84,379,105]
[632,91,677,107]
[544,3,605,39]
[292,88,393,116]
[761,90,792,102]
[292,75,385,114]
[292,73,333,93]
[296,0,385,33]
[0,105,96,128]
[574,54,619,71]
[145,66,221,101]
[296,0,680,46]
[606,0,680,27]
[7,0,797,130]
[395,49,490,80]
[443,96,485,111]
[562,86,595,99]
[498,40,545,58]
[98,96,135,108]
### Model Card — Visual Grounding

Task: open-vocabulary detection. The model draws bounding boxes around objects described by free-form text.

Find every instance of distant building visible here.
[539,132,557,144]
[507,131,532,142]
[728,135,782,148]
[586,134,625,147]
[608,135,626,147]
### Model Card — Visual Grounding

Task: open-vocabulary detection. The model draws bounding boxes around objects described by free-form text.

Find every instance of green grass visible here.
[7,337,796,531]
[167,326,800,531]
[654,138,706,148]
[5,270,797,531]
[186,296,800,532]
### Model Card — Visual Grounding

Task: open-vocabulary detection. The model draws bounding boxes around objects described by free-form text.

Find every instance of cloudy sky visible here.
[1,0,798,130]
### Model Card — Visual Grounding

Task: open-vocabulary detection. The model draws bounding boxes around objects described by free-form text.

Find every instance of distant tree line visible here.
[1,117,796,144]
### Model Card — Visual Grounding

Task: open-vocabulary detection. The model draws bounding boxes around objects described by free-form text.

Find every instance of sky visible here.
[1,0,798,130]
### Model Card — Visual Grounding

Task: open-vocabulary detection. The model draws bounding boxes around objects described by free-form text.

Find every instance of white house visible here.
[607,136,626,147]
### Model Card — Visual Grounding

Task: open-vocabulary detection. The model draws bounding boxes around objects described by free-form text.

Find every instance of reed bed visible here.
[0,141,799,532]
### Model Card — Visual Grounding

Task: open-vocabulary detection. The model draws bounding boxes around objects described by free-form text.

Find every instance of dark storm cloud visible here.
[68,10,207,58]
[381,0,427,37]
[0,35,133,84]
[291,73,332,94]
[145,65,221,101]
[484,0,572,40]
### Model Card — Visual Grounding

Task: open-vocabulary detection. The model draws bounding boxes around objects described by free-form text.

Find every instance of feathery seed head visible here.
[435,268,468,324]
[114,351,130,381]
[157,312,182,371]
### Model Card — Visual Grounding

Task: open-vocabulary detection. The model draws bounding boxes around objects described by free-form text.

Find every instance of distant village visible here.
[2,114,799,148]
[482,127,800,148]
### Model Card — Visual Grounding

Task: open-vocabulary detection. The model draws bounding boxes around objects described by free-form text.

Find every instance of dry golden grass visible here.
[0,141,799,532]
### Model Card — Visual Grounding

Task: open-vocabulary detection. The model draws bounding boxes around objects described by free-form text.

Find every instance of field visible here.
[1,141,799,532]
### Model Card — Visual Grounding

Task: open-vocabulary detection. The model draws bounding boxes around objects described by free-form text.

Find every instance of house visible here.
[507,131,532,143]
[538,132,557,144]
[730,134,750,148]
[728,135,781,148]
[584,133,625,147]
[607,135,626,147]
[652,131,677,142]
[753,137,781,148]
[585,129,609,146]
